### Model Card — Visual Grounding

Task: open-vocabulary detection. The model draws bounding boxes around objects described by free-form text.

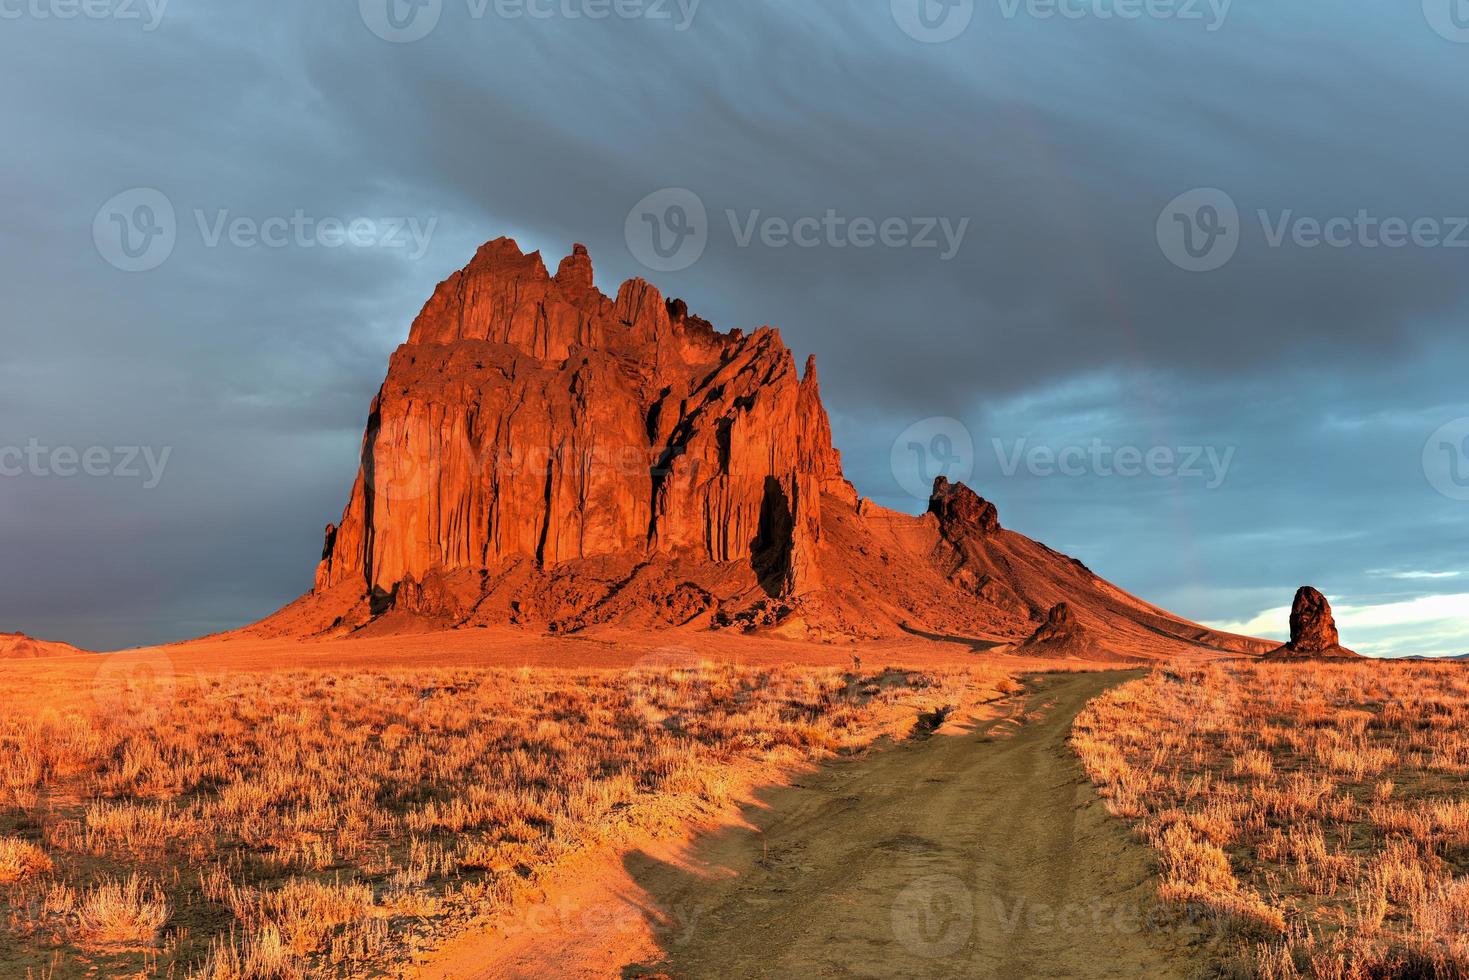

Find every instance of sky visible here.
[1,0,1466,656]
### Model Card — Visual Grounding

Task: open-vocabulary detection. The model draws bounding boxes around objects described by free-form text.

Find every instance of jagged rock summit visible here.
[929,477,1000,536]
[252,238,1272,658]
[1265,586,1361,660]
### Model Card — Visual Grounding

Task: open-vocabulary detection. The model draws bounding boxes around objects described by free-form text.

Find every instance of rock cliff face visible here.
[253,238,1275,658]
[309,239,850,624]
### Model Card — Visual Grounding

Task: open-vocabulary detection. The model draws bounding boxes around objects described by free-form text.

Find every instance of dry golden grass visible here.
[0,836,51,884]
[0,660,1005,977]
[1074,660,1469,978]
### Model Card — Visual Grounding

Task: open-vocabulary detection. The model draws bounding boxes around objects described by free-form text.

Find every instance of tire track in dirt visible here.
[619,671,1197,979]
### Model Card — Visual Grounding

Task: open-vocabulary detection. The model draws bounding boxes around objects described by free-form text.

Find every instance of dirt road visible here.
[429,671,1203,979]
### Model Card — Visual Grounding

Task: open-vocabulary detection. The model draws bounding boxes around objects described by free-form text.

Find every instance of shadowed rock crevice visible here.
[753,477,795,598]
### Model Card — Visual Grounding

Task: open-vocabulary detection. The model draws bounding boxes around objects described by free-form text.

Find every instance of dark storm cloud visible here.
[1,0,1465,652]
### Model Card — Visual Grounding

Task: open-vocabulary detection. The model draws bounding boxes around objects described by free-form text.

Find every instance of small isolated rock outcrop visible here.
[1289,586,1340,652]
[1028,603,1081,645]
[1265,587,1360,660]
[1017,602,1106,659]
[929,477,1000,537]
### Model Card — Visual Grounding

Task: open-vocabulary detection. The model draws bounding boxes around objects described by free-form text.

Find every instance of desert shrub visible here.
[71,874,170,949]
[0,835,51,884]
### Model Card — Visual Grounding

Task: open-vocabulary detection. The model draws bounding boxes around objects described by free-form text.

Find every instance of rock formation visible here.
[1027,603,1081,645]
[309,238,846,608]
[1289,586,1340,652]
[250,238,1276,658]
[929,477,1000,537]
[1264,586,1360,660]
[1011,603,1111,660]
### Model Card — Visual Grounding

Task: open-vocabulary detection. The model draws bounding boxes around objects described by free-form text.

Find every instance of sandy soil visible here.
[2,628,1132,716]
[424,671,1203,979]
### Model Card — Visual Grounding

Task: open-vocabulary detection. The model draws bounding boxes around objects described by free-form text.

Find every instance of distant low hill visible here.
[0,632,89,659]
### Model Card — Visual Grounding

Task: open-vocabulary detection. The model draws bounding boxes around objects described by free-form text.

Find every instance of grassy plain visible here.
[1076,660,1469,979]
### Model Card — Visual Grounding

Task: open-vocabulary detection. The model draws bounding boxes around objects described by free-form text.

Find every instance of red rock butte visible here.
[253,238,1270,657]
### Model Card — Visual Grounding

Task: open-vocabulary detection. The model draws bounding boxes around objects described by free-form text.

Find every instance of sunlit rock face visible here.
[314,238,849,607]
